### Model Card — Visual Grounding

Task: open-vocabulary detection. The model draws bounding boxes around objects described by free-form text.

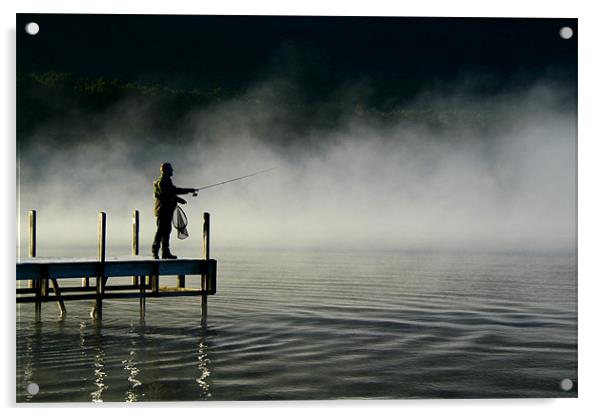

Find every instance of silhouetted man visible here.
[152,162,195,259]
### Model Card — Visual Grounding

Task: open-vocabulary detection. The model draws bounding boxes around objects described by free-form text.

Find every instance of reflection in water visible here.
[91,349,107,402]
[17,252,577,401]
[89,322,107,403]
[196,338,211,399]
[21,321,41,402]
[79,321,87,357]
[123,321,143,402]
[90,319,211,401]
[18,313,214,401]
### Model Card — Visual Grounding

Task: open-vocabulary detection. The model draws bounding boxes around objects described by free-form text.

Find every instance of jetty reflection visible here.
[17,312,213,402]
[196,338,211,399]
[85,321,108,402]
[21,321,41,402]
[84,319,211,401]
[123,322,142,402]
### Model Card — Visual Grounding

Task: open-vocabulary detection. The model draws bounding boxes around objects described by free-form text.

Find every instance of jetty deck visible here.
[17,210,217,320]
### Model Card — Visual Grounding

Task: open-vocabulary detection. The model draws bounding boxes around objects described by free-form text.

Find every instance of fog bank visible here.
[17,81,576,257]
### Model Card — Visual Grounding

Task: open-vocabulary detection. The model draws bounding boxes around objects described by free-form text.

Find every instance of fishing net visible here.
[173,205,189,240]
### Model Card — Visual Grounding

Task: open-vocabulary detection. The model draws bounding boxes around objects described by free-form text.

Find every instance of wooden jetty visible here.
[16,210,217,320]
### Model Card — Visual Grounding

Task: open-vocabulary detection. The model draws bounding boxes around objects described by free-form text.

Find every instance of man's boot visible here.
[161,245,177,259]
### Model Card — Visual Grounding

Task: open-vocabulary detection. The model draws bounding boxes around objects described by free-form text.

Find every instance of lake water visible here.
[16,249,577,401]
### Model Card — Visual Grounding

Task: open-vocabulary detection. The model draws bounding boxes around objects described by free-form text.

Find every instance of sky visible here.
[16,14,577,256]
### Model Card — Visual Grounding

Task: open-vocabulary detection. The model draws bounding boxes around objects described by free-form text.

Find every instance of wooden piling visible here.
[29,211,41,318]
[201,212,210,319]
[98,211,106,262]
[175,212,185,288]
[92,212,107,319]
[81,211,91,287]
[131,210,145,318]
[28,210,36,260]
[132,210,139,285]
[29,210,37,297]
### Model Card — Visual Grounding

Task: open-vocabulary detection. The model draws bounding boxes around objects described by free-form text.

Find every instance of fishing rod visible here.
[174,167,277,239]
[191,167,278,196]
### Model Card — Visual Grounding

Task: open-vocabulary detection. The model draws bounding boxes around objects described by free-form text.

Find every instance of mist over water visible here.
[17,80,576,257]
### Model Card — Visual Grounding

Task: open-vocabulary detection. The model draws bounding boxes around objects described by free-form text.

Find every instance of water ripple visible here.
[16,250,576,401]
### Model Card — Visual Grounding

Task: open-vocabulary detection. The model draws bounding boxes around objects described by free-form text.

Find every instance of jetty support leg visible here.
[201,212,210,320]
[151,275,159,294]
[28,210,36,289]
[29,210,42,319]
[35,265,49,320]
[132,210,139,286]
[34,279,42,320]
[82,212,92,288]
[51,278,67,317]
[91,212,107,319]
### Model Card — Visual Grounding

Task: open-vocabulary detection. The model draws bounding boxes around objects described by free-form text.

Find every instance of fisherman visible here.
[152,162,196,259]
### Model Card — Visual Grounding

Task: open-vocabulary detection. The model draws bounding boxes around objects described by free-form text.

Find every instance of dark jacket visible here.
[153,175,190,217]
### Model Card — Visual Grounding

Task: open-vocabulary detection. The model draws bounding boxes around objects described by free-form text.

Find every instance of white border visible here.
[2,1,600,415]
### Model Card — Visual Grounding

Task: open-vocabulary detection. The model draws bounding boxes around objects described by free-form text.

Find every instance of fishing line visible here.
[193,167,278,193]
[178,167,277,231]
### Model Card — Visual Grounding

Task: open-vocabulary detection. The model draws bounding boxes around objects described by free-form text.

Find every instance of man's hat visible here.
[160,162,173,173]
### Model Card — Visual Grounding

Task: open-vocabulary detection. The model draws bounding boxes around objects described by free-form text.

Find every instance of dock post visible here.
[82,211,90,286]
[176,212,185,288]
[132,210,145,318]
[132,210,139,286]
[201,212,210,319]
[92,212,107,319]
[28,210,36,289]
[28,210,42,319]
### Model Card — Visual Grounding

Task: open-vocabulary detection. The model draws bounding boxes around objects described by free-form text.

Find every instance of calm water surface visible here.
[16,249,577,401]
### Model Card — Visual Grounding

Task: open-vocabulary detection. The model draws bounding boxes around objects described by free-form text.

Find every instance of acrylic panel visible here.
[16,14,577,402]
